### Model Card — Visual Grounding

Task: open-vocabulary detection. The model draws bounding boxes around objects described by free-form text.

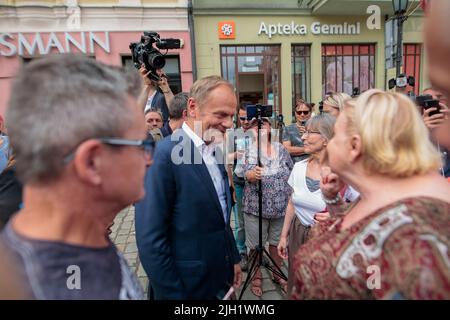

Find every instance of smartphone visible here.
[423,99,441,117]
[416,94,432,107]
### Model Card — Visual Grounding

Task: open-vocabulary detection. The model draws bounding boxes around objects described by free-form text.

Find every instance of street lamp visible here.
[392,0,409,77]
[393,0,409,14]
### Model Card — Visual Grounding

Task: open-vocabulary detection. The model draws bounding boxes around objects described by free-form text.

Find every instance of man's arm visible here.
[157,76,174,108]
[138,86,152,111]
[135,143,187,299]
[137,66,156,111]
[282,140,306,156]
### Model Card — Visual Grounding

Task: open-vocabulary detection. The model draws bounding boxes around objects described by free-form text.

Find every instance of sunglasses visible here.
[296,110,310,115]
[239,116,248,121]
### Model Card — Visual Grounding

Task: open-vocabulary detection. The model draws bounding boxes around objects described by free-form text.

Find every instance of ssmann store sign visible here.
[258,21,361,38]
[0,32,110,56]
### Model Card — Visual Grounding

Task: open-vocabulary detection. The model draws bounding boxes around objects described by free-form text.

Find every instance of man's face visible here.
[238,108,250,131]
[145,111,163,130]
[193,84,237,139]
[425,0,450,98]
[295,103,312,123]
[423,88,448,107]
[104,97,151,205]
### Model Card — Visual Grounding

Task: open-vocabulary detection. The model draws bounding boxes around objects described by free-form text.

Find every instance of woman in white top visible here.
[277,113,336,293]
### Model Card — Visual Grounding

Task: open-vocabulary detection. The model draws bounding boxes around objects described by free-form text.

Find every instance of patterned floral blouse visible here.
[290,197,450,299]
[242,142,293,219]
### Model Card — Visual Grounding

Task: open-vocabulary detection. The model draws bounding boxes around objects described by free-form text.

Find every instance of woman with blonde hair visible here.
[291,89,450,299]
[322,92,351,117]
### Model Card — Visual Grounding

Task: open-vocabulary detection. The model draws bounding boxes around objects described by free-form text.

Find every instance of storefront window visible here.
[291,45,311,119]
[403,43,421,95]
[322,44,375,97]
[220,45,281,117]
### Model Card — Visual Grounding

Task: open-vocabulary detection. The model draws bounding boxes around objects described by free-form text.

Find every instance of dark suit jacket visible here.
[135,129,240,300]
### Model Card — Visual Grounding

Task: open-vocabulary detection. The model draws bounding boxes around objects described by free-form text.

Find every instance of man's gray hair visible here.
[169,92,188,120]
[6,54,142,183]
[144,108,163,121]
[189,76,234,107]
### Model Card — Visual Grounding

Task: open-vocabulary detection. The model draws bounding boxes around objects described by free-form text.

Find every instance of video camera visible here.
[416,94,441,116]
[246,104,273,121]
[129,31,183,81]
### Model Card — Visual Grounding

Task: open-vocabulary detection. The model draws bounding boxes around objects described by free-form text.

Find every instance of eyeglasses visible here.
[63,137,155,164]
[239,116,248,121]
[99,138,155,157]
[303,130,321,136]
[296,110,310,115]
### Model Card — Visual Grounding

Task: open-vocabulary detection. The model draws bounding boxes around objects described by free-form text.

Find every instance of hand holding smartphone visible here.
[423,99,441,117]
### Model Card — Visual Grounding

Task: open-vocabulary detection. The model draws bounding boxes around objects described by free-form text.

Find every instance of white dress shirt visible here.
[182,122,228,222]
[144,90,157,114]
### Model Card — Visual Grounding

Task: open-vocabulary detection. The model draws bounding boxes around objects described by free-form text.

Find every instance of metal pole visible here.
[257,116,263,265]
[187,0,198,82]
[396,15,404,77]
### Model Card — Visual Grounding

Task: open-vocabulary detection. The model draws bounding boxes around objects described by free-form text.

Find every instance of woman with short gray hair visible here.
[277,113,336,294]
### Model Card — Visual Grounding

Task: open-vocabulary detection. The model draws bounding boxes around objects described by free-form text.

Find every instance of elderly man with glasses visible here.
[0,54,153,299]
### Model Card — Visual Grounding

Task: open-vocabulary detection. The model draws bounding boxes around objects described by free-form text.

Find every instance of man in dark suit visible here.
[135,76,242,300]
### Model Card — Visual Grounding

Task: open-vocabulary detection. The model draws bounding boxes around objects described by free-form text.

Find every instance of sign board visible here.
[218,21,235,39]
[0,32,110,57]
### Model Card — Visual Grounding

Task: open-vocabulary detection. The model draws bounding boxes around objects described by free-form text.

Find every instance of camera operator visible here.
[282,99,312,163]
[425,0,450,179]
[420,88,450,178]
[422,87,449,130]
[138,64,173,124]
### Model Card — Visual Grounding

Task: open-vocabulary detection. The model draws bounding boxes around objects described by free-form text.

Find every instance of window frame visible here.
[321,43,376,97]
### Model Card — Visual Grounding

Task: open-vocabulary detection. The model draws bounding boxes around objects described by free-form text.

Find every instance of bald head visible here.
[425,0,450,98]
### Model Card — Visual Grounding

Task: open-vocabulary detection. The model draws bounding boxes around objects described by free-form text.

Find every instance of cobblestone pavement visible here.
[110,206,286,300]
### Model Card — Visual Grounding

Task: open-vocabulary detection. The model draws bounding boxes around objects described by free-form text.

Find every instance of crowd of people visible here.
[0,0,449,300]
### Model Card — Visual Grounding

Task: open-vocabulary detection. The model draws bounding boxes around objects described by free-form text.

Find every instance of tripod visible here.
[238,114,287,300]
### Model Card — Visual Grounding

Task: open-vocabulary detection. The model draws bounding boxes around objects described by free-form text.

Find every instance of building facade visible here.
[193,0,426,123]
[0,0,194,116]
[1,0,427,123]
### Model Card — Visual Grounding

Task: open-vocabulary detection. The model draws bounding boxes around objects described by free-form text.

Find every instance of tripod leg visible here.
[238,249,260,300]
[261,247,287,281]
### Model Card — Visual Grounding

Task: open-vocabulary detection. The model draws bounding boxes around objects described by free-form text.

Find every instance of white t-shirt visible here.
[288,160,326,227]
[144,91,157,114]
